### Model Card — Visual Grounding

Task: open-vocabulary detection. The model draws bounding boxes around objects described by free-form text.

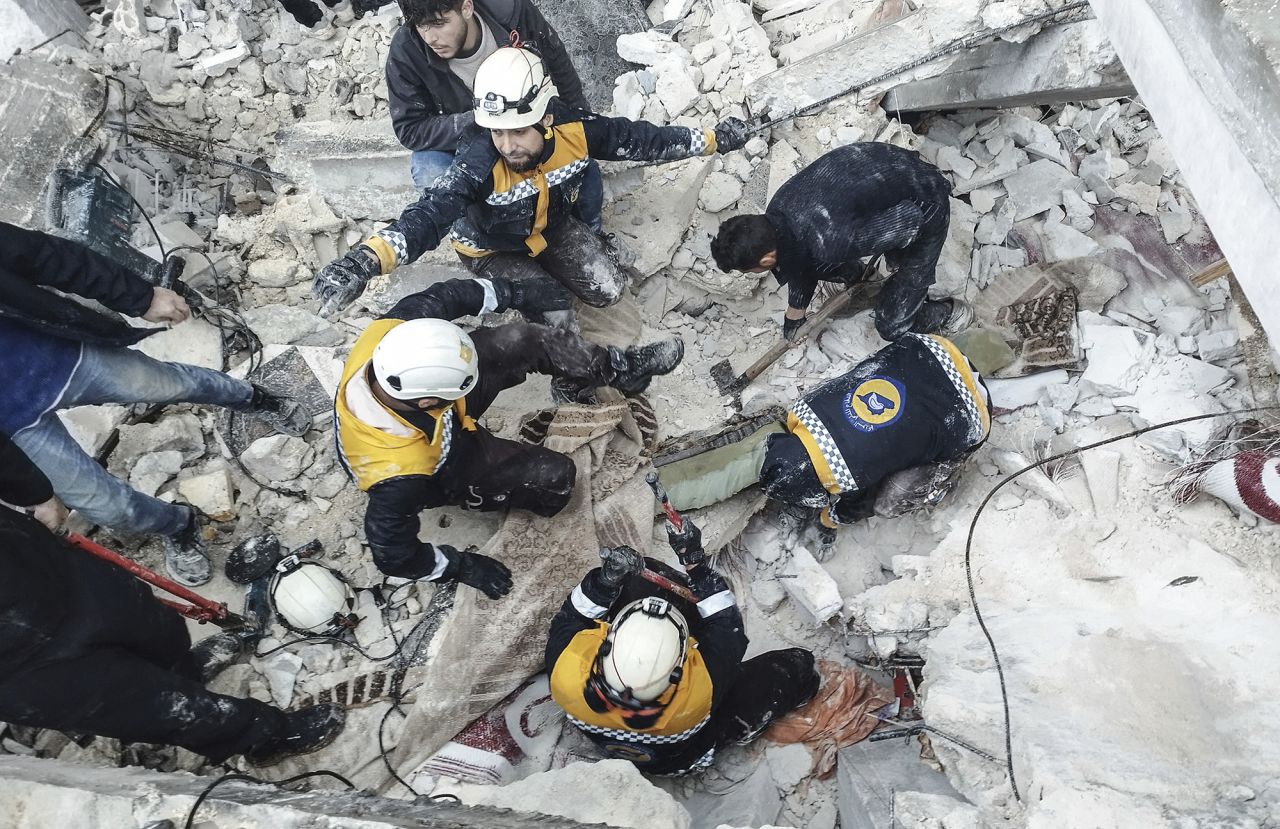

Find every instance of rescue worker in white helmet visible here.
[335,274,684,591]
[545,521,819,775]
[312,46,752,319]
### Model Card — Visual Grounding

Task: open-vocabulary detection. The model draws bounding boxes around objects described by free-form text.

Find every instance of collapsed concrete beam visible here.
[882,19,1133,112]
[0,756,603,829]
[0,0,90,62]
[0,56,105,229]
[274,120,419,222]
[1087,0,1280,346]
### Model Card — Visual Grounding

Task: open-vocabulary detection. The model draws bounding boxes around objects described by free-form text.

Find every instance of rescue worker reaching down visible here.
[313,46,751,318]
[545,522,818,775]
[336,274,684,592]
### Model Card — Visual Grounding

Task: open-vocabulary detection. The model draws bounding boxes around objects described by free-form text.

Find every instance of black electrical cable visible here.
[91,161,169,260]
[182,769,355,829]
[965,404,1280,803]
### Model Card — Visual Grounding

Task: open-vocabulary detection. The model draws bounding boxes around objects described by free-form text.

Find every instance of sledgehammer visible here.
[641,472,698,603]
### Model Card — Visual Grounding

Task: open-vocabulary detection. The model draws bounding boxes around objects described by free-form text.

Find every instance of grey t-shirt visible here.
[449,14,499,91]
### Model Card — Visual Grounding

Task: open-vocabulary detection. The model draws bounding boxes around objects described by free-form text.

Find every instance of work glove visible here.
[313,246,381,318]
[666,517,707,568]
[491,275,573,316]
[441,546,513,600]
[713,117,751,154]
[782,315,807,342]
[598,544,645,588]
[685,559,731,603]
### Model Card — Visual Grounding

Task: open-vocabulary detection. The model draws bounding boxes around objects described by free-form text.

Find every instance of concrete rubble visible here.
[2,0,1279,829]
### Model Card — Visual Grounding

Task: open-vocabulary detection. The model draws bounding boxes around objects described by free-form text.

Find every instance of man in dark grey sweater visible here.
[711,142,968,343]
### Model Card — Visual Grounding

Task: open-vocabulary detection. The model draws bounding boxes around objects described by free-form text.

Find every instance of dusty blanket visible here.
[381,395,660,788]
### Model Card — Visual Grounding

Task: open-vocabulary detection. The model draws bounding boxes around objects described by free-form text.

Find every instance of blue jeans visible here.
[12,344,254,537]
[410,150,605,232]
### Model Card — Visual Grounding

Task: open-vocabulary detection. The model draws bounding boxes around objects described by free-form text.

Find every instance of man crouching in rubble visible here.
[312,46,750,320]
[334,274,684,595]
[762,333,991,533]
[545,525,818,775]
[0,221,311,587]
[710,142,971,343]
[0,432,345,766]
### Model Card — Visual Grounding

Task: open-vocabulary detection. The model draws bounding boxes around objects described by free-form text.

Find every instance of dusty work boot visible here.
[245,703,347,766]
[189,632,248,684]
[609,338,685,396]
[914,298,974,336]
[163,511,212,587]
[248,384,312,437]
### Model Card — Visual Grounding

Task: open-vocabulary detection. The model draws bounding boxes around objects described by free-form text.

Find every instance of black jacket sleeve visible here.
[381,275,500,322]
[0,431,53,508]
[685,564,749,709]
[385,32,476,153]
[363,476,451,580]
[545,568,620,672]
[521,2,589,111]
[0,222,154,318]
[579,115,715,163]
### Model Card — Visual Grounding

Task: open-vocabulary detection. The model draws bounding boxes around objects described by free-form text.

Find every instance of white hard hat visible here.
[372,318,479,401]
[601,597,691,702]
[269,559,356,635]
[473,47,558,129]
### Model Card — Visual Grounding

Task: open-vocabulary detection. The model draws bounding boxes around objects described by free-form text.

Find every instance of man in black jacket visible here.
[710,142,970,343]
[388,0,602,230]
[315,47,749,319]
[0,432,346,765]
[0,222,309,586]
[545,524,817,775]
[334,273,682,587]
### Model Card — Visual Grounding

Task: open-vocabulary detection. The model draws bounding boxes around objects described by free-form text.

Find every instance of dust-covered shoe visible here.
[163,512,212,587]
[189,632,247,683]
[245,703,347,766]
[249,384,312,437]
[611,338,685,396]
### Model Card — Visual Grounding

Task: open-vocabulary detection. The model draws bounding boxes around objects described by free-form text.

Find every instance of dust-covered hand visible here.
[29,496,68,533]
[713,117,751,153]
[493,275,572,316]
[666,517,707,568]
[441,546,513,599]
[313,246,380,318]
[143,287,191,325]
[598,544,645,588]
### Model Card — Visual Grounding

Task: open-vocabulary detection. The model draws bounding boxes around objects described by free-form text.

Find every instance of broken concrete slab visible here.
[0,0,89,61]
[177,465,237,521]
[1080,321,1156,396]
[780,544,842,623]
[985,368,1070,411]
[836,738,963,829]
[607,157,713,277]
[1002,159,1085,221]
[883,20,1133,113]
[58,405,130,458]
[273,119,417,221]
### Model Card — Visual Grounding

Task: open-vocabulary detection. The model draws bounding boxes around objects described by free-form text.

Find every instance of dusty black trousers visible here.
[411,321,616,516]
[0,546,284,762]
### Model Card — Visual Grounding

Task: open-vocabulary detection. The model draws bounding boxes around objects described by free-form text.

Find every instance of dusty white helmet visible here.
[473,47,558,129]
[269,558,356,635]
[372,318,479,401]
[600,597,691,702]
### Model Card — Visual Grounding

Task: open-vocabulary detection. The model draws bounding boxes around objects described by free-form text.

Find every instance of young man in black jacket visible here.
[545,524,817,775]
[316,47,749,319]
[387,0,602,230]
[0,432,345,765]
[710,142,970,343]
[0,222,309,586]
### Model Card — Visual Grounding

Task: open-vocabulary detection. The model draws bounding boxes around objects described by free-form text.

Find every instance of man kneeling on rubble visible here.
[710,142,970,343]
[335,275,684,594]
[763,333,991,530]
[312,46,750,319]
[0,432,345,765]
[545,525,818,775]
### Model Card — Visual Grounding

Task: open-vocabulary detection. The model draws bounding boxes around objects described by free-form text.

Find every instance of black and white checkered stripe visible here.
[912,334,984,441]
[436,409,456,469]
[670,748,716,775]
[567,713,709,744]
[449,230,488,253]
[687,127,708,155]
[545,158,588,188]
[486,179,538,206]
[375,229,409,266]
[792,399,858,493]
